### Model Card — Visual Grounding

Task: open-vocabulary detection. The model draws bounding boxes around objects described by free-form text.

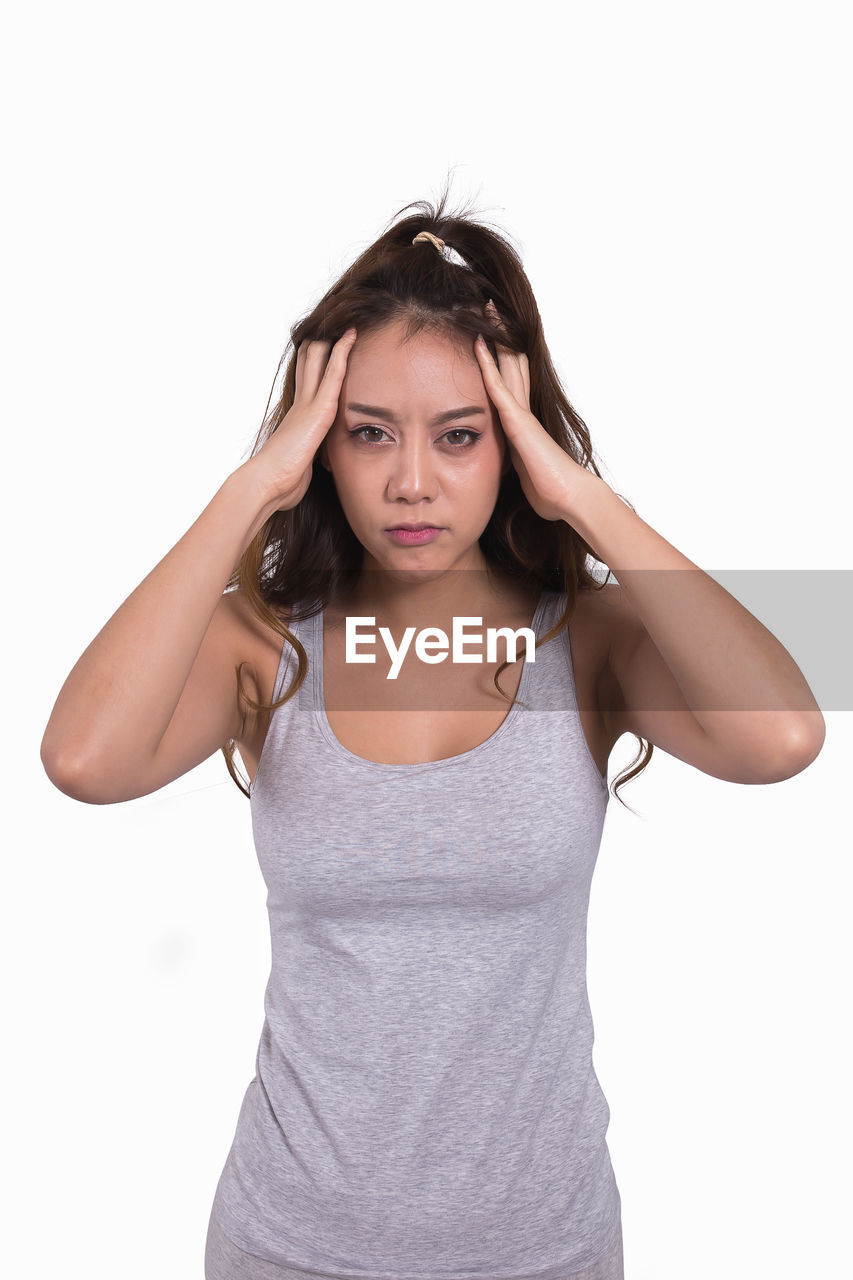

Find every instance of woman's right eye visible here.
[348,426,388,445]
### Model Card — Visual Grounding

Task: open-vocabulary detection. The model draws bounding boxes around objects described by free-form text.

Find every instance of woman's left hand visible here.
[474,302,593,523]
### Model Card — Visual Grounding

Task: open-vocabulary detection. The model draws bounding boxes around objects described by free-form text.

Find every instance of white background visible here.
[3,2,851,1278]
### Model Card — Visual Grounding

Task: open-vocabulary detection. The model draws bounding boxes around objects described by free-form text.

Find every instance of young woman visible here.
[41,191,825,1280]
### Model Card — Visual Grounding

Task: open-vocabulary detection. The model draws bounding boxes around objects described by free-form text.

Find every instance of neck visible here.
[333,561,519,633]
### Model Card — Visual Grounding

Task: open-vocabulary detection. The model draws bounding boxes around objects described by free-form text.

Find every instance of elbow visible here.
[762,712,826,783]
[40,738,118,805]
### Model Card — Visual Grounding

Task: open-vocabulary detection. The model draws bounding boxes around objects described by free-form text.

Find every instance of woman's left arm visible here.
[474,311,826,785]
[563,470,826,784]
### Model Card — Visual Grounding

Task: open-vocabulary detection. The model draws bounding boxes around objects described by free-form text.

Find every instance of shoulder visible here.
[566,580,631,664]
[218,588,294,704]
[564,582,639,735]
[219,585,292,629]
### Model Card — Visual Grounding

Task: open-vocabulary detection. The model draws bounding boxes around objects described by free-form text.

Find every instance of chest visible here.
[240,594,613,785]
[322,616,534,767]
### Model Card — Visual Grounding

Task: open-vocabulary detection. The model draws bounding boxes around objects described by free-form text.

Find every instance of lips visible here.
[386,523,443,531]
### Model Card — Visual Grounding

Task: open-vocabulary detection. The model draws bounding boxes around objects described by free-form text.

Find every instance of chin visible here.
[383,563,450,584]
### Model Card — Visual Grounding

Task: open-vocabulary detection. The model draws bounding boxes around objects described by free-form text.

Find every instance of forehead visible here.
[344,321,483,399]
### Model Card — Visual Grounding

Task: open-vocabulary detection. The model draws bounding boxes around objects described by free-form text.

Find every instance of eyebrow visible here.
[346,402,487,426]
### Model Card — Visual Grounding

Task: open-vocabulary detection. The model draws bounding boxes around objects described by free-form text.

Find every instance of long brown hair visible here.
[222,181,653,809]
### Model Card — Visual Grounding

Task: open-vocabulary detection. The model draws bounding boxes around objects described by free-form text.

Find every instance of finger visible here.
[502,353,528,408]
[306,338,333,390]
[294,338,330,403]
[479,303,511,375]
[475,334,517,410]
[484,299,515,347]
[485,334,528,410]
[293,340,313,402]
[297,334,353,404]
[484,301,529,407]
[519,352,530,406]
[316,328,358,402]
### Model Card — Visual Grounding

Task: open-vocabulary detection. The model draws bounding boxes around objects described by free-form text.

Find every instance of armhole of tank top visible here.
[270,625,296,706]
[262,596,324,726]
[561,610,609,794]
[247,609,300,800]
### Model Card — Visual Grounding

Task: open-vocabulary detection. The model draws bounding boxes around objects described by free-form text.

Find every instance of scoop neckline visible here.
[312,589,551,774]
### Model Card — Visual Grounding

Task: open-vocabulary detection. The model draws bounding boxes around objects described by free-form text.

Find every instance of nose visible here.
[385,436,441,503]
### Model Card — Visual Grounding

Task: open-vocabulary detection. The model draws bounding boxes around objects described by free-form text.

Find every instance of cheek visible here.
[477,436,508,477]
[322,433,351,474]
[452,454,505,504]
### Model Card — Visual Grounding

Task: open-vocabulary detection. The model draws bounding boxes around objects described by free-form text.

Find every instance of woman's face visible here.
[320,318,511,581]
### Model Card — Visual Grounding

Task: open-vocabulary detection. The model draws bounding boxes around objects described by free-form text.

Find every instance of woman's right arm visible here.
[40,461,285,804]
[40,328,358,805]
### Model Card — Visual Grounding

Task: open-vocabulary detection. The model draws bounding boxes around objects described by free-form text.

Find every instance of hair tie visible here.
[412,231,446,253]
[411,230,471,271]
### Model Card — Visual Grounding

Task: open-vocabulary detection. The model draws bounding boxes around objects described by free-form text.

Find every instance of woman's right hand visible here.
[40,326,359,805]
[249,328,358,512]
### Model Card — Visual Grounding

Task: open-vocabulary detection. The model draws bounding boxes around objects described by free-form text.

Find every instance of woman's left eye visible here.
[348,427,481,448]
[443,429,481,447]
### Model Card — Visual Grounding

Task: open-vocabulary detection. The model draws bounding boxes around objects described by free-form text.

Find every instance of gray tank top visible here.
[211,588,621,1279]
